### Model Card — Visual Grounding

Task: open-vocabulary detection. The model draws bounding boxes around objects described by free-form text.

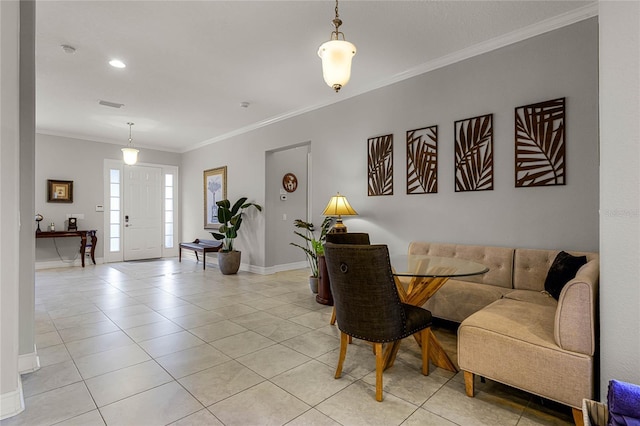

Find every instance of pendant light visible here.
[317,0,356,92]
[121,122,139,165]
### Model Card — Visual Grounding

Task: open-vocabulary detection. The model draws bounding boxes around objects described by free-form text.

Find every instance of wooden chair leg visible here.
[421,328,430,376]
[330,306,336,325]
[375,343,384,402]
[335,332,349,379]
[572,408,584,426]
[464,371,475,397]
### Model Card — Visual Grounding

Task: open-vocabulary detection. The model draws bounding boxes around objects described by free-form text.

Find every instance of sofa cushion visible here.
[424,279,509,323]
[503,289,557,307]
[544,251,587,300]
[458,298,593,408]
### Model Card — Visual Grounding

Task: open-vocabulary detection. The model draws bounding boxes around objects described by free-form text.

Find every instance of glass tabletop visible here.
[390,254,489,278]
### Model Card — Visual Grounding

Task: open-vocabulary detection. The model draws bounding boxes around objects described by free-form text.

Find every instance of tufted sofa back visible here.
[408,242,514,289]
[513,248,599,291]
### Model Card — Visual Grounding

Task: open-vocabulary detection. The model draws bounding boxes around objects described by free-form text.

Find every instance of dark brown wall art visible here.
[454,114,494,192]
[515,97,566,187]
[406,126,438,194]
[368,134,393,196]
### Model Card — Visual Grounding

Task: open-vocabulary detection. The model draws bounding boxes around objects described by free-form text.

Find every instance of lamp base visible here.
[330,220,347,233]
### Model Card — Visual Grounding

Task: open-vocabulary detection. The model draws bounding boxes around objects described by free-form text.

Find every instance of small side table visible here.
[35,230,97,267]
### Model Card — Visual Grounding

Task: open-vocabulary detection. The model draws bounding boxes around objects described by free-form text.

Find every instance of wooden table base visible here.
[384,273,459,372]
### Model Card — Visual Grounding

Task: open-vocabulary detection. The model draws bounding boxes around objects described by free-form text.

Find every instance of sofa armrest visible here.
[554,259,599,355]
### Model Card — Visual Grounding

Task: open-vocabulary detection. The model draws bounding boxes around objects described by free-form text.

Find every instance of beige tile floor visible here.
[2,258,575,426]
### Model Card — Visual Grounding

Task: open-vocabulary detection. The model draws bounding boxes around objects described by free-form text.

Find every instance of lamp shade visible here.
[121,147,139,165]
[322,193,357,217]
[318,39,356,92]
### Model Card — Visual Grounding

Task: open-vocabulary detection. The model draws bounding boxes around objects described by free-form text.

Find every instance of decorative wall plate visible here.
[282,173,298,192]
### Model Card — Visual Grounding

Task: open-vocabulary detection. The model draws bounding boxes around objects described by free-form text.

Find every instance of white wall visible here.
[181,18,600,270]
[0,0,25,418]
[598,0,640,398]
[18,0,37,371]
[34,134,181,265]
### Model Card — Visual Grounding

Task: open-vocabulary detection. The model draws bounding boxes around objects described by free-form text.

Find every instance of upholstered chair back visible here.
[325,243,419,342]
[326,232,370,245]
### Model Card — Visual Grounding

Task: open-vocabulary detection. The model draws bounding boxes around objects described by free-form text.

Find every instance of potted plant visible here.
[290,217,333,293]
[210,197,262,275]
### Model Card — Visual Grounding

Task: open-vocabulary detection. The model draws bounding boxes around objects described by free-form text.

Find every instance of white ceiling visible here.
[35,1,597,153]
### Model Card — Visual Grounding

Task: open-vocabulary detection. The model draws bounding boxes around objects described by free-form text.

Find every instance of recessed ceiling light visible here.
[109,59,126,69]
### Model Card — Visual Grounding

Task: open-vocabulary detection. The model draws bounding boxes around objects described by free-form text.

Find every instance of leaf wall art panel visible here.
[515,97,566,187]
[368,134,393,196]
[454,114,494,192]
[406,125,438,194]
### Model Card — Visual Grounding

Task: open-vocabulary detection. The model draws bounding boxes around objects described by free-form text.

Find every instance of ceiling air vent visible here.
[99,100,124,108]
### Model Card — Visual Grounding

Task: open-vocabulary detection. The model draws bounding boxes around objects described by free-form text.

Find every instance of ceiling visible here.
[35,1,596,153]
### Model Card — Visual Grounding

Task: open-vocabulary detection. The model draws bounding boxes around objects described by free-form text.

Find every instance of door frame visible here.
[103,159,179,263]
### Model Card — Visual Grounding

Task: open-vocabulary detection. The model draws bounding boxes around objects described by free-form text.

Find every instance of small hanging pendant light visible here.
[121,122,139,165]
[318,0,356,92]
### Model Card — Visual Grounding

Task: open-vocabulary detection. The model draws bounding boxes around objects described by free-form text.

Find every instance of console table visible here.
[35,230,97,267]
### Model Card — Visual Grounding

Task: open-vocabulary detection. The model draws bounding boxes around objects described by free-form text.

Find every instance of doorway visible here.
[103,160,179,263]
[264,143,311,269]
[123,165,162,260]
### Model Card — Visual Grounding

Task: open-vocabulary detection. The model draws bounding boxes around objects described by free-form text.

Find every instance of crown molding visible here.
[183,2,598,153]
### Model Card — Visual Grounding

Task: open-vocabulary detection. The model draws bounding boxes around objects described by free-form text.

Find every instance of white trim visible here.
[183,3,598,153]
[248,261,308,275]
[0,380,24,420]
[104,159,124,263]
[18,347,40,374]
[179,253,308,275]
[161,165,179,258]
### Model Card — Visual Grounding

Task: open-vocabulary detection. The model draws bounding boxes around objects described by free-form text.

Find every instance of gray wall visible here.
[598,1,640,398]
[35,133,181,264]
[181,18,600,271]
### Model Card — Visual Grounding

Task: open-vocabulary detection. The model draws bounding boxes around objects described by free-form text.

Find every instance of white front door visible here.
[123,165,162,260]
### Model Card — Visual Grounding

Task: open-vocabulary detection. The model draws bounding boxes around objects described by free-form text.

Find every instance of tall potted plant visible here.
[290,217,333,293]
[210,197,262,275]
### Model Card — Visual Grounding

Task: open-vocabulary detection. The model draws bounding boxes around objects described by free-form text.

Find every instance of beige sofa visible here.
[407,242,599,417]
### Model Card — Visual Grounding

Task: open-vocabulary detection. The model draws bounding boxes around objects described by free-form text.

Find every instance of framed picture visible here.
[47,179,73,203]
[204,166,227,229]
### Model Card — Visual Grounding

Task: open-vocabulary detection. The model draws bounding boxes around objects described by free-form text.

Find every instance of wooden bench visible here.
[178,239,223,270]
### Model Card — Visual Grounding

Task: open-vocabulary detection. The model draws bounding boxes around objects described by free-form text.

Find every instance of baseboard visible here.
[0,380,24,420]
[250,261,308,275]
[18,346,40,374]
[181,252,307,275]
[35,257,104,270]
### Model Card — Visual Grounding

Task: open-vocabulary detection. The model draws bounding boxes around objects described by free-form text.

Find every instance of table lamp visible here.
[35,214,43,233]
[322,192,357,233]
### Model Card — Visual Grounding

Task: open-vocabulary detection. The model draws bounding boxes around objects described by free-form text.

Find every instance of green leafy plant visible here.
[210,197,262,252]
[290,217,334,278]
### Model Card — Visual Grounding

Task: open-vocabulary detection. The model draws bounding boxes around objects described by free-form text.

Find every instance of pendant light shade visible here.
[318,0,356,92]
[121,122,139,165]
[318,39,356,92]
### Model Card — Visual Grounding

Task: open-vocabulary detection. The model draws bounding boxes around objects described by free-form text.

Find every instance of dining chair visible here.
[324,243,433,401]
[323,233,370,325]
